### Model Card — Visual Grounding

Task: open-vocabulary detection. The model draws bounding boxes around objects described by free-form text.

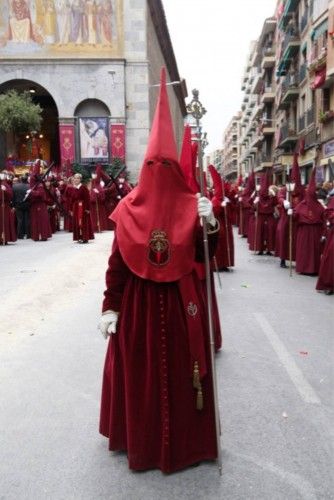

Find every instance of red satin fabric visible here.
[316,199,334,291]
[72,185,94,241]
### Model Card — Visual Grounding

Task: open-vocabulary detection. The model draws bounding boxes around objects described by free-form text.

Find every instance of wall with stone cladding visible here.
[146,7,185,155]
[123,0,150,181]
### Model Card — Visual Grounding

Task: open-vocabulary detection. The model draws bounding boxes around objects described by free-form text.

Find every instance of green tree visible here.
[0,90,42,134]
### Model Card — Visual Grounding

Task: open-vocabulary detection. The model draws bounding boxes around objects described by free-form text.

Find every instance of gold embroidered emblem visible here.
[187,302,198,317]
[148,230,170,267]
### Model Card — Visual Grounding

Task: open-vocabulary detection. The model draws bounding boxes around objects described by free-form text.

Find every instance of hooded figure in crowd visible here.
[98,68,219,473]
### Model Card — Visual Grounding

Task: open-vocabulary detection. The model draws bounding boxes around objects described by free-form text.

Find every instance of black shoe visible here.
[280,260,287,268]
[220,267,230,272]
[258,251,263,256]
[325,290,333,295]
[266,251,272,256]
[82,240,88,244]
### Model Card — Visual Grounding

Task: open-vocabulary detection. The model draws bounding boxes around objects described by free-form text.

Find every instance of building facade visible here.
[224,0,333,185]
[0,0,187,181]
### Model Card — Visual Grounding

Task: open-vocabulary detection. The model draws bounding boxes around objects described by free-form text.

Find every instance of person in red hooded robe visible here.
[0,170,17,245]
[250,169,278,255]
[28,161,52,242]
[239,172,255,238]
[294,167,325,275]
[98,69,219,473]
[208,164,234,271]
[275,153,305,268]
[316,196,334,294]
[88,165,109,233]
[71,173,94,243]
[179,127,222,351]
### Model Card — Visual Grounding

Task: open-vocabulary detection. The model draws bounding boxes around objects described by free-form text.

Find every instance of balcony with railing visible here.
[259,151,273,168]
[321,119,334,143]
[261,118,275,135]
[308,34,327,74]
[260,85,275,104]
[277,30,300,76]
[300,11,308,33]
[299,63,307,83]
[298,114,306,132]
[304,127,317,150]
[306,107,315,127]
[261,45,276,69]
[278,123,298,148]
[279,73,299,109]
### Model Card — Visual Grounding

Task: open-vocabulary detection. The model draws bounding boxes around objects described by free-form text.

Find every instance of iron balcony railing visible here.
[281,32,300,57]
[299,63,307,83]
[307,107,315,126]
[298,114,305,132]
[300,11,308,33]
[281,73,299,95]
[280,123,297,142]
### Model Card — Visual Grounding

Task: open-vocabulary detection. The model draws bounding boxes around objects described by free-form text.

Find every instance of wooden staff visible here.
[254,201,259,255]
[1,183,5,244]
[287,187,293,277]
[187,89,222,475]
[222,181,231,269]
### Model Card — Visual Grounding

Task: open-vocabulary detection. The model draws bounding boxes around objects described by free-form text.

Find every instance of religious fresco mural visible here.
[0,0,123,58]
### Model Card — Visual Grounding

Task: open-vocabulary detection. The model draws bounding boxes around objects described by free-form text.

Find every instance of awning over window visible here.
[311,67,326,89]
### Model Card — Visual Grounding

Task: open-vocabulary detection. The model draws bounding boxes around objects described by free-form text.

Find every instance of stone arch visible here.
[0,79,59,167]
[74,99,110,118]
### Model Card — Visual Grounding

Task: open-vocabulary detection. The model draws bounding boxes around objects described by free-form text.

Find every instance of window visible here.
[323,88,330,112]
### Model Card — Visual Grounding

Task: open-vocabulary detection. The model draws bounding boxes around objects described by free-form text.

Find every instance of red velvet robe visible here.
[72,185,94,242]
[45,187,59,234]
[64,184,75,232]
[100,228,218,473]
[249,196,277,253]
[316,202,334,292]
[294,199,325,275]
[213,204,234,268]
[89,186,109,232]
[29,187,52,241]
[0,183,17,244]
[275,188,304,261]
[239,197,253,237]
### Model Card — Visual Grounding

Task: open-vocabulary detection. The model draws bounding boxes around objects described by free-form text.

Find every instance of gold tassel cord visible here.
[196,383,204,411]
[193,361,200,389]
[193,361,204,410]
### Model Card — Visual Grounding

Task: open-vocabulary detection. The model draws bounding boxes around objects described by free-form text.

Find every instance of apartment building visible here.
[224,0,333,185]
[222,114,240,181]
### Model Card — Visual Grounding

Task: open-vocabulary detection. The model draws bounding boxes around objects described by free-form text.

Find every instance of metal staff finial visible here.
[186,89,223,476]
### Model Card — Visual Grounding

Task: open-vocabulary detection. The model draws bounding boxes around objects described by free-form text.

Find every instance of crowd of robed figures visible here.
[0,162,132,244]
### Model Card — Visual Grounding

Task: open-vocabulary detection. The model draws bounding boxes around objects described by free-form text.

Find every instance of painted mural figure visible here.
[85,0,97,45]
[55,0,71,45]
[97,0,112,45]
[42,0,57,44]
[70,0,86,45]
[9,0,33,42]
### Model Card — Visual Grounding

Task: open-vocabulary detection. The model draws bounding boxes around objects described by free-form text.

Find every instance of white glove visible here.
[27,189,31,194]
[238,196,242,202]
[287,208,293,216]
[93,188,99,194]
[320,235,326,243]
[99,310,119,339]
[254,196,259,204]
[1,184,6,191]
[197,195,216,226]
[283,200,290,210]
[221,201,227,207]
[224,196,230,203]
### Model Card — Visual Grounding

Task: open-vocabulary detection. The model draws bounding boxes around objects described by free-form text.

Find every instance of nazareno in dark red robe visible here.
[100,68,219,473]
[294,170,325,275]
[0,181,17,244]
[29,186,52,241]
[99,228,218,473]
[316,197,334,292]
[71,184,94,242]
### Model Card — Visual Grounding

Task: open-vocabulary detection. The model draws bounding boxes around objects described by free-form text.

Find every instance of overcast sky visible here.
[163,0,278,154]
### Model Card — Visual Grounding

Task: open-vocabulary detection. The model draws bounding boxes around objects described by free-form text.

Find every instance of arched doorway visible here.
[0,80,59,171]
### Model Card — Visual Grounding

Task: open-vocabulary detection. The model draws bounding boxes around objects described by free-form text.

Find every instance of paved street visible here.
[0,230,333,500]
